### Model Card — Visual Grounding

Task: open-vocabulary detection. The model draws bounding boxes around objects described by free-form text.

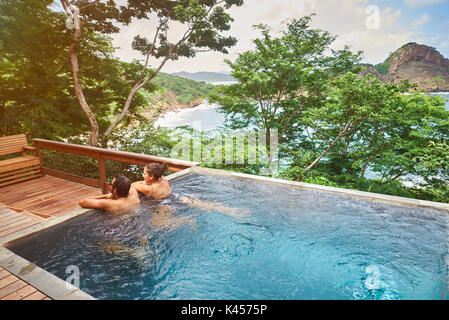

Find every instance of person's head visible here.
[110,174,131,198]
[143,162,168,183]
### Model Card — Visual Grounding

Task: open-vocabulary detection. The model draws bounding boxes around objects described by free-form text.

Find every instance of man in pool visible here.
[79,174,140,211]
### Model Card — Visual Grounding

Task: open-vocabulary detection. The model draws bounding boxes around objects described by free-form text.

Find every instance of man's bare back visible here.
[79,175,140,212]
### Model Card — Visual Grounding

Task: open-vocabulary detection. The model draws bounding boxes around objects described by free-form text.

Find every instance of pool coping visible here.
[182,167,449,213]
[1,166,448,301]
[0,168,196,300]
[0,207,97,300]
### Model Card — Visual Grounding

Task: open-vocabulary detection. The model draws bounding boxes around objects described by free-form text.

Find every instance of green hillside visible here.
[172,71,236,82]
[147,72,215,105]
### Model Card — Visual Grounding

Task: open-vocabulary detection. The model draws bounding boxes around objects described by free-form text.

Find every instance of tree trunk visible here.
[297,122,350,181]
[360,155,372,178]
[69,43,99,146]
[101,46,178,141]
[266,127,272,176]
[102,84,139,140]
[390,169,406,181]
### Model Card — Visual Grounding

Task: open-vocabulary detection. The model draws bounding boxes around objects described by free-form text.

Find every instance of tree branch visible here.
[298,120,351,181]
[103,27,195,138]
[79,0,100,12]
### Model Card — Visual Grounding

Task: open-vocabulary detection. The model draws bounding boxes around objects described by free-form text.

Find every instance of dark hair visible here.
[145,162,168,180]
[112,174,131,198]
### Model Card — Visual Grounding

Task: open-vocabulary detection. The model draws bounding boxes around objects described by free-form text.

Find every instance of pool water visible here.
[7,173,449,300]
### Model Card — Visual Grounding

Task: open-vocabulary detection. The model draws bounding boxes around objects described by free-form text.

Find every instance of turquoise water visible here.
[7,173,449,300]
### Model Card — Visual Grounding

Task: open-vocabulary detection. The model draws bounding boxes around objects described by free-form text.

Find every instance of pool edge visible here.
[0,166,197,301]
[0,207,97,300]
[1,166,447,300]
[190,167,449,213]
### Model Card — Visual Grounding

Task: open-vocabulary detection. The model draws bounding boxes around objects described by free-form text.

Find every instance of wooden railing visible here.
[32,138,200,194]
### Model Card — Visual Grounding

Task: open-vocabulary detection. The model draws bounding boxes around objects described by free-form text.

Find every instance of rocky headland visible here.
[360,42,449,92]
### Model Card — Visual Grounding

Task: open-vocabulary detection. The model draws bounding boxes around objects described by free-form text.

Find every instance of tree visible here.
[209,15,361,174]
[61,0,243,146]
[61,0,121,146]
[414,141,449,202]
[283,73,449,186]
[292,73,415,180]
[0,0,149,141]
[0,0,75,138]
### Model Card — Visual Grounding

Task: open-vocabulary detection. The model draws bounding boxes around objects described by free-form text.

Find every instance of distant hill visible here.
[171,71,236,83]
[359,42,449,92]
[149,72,214,105]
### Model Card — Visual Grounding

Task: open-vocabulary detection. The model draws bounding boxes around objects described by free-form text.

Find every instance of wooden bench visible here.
[0,134,42,187]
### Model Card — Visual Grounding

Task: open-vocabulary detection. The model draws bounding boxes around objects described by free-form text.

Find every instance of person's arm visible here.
[128,184,139,197]
[131,181,153,196]
[79,196,114,211]
[88,194,113,200]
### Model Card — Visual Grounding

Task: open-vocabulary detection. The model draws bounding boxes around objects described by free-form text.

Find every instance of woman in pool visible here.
[132,163,172,199]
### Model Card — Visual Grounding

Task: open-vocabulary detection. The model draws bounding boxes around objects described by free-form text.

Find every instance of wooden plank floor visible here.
[0,206,40,238]
[0,175,101,218]
[0,266,50,300]
[0,175,101,300]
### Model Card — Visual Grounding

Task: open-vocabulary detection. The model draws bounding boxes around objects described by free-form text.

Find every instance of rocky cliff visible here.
[141,90,204,122]
[360,43,449,92]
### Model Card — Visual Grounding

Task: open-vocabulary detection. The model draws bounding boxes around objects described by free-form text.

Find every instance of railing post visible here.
[97,152,107,194]
[34,141,44,174]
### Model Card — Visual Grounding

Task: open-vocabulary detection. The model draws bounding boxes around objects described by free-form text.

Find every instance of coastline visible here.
[142,98,205,123]
[143,89,448,125]
[142,80,238,123]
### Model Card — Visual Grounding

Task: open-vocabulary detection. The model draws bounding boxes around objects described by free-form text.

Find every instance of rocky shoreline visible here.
[141,89,205,122]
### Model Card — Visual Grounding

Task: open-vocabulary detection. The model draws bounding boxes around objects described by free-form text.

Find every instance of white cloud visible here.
[110,0,428,72]
[412,13,430,28]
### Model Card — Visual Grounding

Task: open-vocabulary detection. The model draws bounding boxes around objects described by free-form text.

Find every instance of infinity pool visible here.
[7,172,449,299]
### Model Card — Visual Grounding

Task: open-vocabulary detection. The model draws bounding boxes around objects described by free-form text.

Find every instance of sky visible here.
[57,0,449,73]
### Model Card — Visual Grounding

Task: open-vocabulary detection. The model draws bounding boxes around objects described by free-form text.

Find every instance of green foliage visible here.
[126,0,244,60]
[209,15,449,203]
[373,60,390,75]
[149,72,214,105]
[112,123,178,158]
[0,0,73,139]
[0,0,151,141]
[412,141,449,202]
[209,15,361,137]
[303,176,339,187]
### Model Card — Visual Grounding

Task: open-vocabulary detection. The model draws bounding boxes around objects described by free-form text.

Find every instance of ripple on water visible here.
[6,172,449,300]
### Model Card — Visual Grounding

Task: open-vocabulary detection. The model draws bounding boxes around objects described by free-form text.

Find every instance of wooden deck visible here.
[0,175,101,219]
[0,266,50,300]
[0,205,41,239]
[0,175,101,300]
